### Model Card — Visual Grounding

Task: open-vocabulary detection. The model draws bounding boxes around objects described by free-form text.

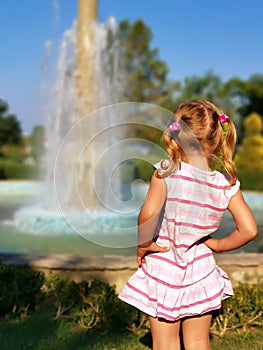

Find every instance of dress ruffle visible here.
[119,261,233,321]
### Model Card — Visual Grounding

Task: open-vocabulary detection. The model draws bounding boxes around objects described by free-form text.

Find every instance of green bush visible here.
[43,275,140,334]
[234,112,263,190]
[0,263,44,318]
[75,279,133,333]
[43,272,81,320]
[0,264,262,339]
[211,283,263,336]
[236,169,263,191]
[0,159,38,179]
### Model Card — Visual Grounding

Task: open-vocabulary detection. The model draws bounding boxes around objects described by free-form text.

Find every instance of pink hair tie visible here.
[169,122,180,131]
[219,114,229,123]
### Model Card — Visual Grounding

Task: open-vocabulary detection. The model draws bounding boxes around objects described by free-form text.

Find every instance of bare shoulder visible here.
[146,171,166,195]
[142,171,167,210]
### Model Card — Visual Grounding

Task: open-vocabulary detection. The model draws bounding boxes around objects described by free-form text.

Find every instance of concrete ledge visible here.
[215,253,263,287]
[0,253,263,293]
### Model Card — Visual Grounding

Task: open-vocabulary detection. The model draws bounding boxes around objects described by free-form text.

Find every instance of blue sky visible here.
[0,0,262,133]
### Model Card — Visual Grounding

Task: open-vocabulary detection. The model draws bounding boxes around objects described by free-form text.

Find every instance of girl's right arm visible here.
[137,171,169,266]
[204,189,257,253]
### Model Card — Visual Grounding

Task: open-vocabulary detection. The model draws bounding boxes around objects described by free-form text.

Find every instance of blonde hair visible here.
[158,100,237,185]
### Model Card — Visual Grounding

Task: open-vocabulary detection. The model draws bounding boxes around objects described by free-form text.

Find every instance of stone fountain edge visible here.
[0,252,262,293]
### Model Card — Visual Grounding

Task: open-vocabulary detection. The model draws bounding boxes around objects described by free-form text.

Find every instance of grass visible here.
[211,330,263,350]
[0,311,262,350]
[0,311,147,350]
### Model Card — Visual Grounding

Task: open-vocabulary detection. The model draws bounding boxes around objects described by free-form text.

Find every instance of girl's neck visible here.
[181,154,212,172]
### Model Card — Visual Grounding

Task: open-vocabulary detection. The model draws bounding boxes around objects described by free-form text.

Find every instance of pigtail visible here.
[221,118,237,185]
[156,126,181,178]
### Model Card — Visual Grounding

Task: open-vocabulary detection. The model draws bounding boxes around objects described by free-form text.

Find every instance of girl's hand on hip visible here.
[137,241,169,267]
[203,236,220,252]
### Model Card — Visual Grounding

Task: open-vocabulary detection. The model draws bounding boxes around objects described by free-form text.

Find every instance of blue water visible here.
[0,181,262,256]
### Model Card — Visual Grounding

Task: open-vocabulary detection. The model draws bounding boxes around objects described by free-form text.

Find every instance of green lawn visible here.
[0,312,262,350]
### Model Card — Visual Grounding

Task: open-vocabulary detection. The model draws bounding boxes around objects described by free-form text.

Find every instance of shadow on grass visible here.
[0,311,151,350]
[0,312,59,350]
[1,312,263,350]
[0,312,96,350]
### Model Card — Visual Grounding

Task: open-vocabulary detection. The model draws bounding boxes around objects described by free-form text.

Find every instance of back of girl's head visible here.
[159,99,237,185]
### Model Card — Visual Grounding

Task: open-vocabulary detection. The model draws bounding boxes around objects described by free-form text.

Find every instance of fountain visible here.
[47,0,121,210]
[8,0,168,249]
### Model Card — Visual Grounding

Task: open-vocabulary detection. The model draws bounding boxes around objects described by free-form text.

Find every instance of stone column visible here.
[76,0,98,115]
[71,0,100,208]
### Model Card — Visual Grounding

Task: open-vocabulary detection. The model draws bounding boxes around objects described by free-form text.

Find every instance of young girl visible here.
[118,100,257,350]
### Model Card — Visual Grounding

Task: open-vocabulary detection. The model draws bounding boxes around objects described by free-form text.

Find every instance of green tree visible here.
[175,71,241,122]
[234,112,263,190]
[176,71,223,103]
[106,19,177,183]
[0,99,22,146]
[113,19,177,109]
[225,74,263,117]
[173,71,262,142]
[0,99,39,179]
[217,74,263,142]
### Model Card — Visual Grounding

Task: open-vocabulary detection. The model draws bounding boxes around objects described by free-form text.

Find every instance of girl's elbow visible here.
[246,224,258,240]
[250,228,258,240]
[139,204,160,221]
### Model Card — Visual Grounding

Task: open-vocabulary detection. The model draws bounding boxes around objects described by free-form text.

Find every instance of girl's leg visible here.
[149,316,181,350]
[181,313,212,350]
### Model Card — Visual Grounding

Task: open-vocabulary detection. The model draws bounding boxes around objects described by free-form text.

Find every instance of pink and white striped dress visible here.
[119,161,240,321]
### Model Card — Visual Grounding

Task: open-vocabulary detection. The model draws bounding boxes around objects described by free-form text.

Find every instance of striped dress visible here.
[118,161,240,321]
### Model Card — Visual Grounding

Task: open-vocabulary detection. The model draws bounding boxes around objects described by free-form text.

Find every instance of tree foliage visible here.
[106,19,177,156]
[114,19,177,109]
[225,74,263,117]
[234,112,263,190]
[0,99,22,147]
[235,112,263,171]
[0,99,40,179]
[176,71,224,104]
[175,71,243,126]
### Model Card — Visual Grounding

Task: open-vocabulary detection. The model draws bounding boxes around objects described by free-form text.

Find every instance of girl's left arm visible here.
[204,189,257,252]
[137,171,169,266]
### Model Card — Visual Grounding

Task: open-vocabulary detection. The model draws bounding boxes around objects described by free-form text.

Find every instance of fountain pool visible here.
[0,181,262,257]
